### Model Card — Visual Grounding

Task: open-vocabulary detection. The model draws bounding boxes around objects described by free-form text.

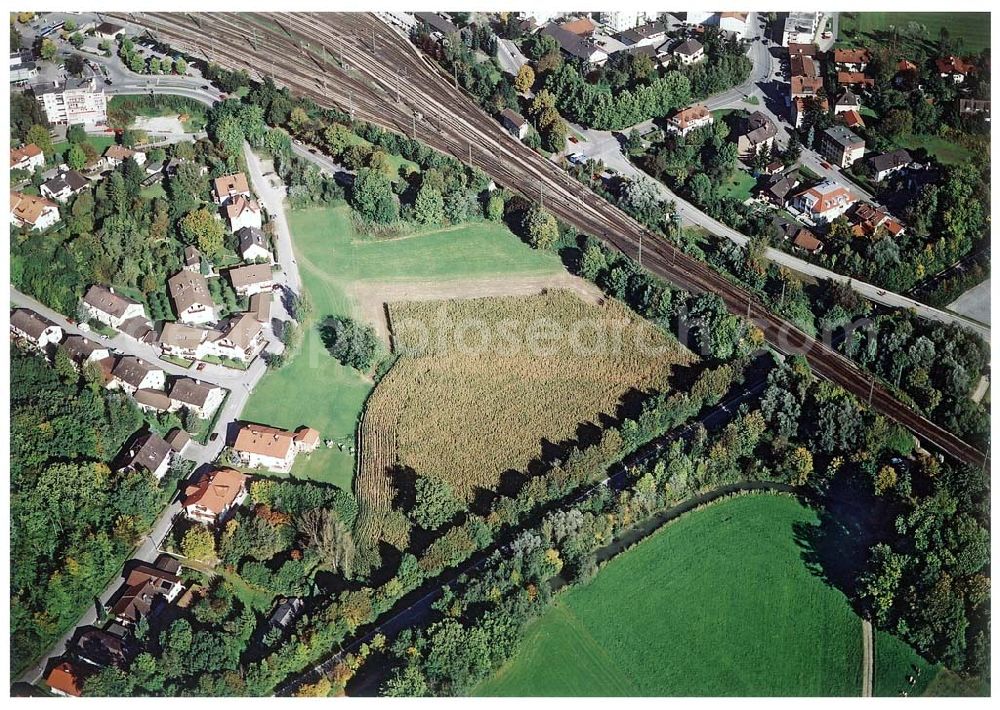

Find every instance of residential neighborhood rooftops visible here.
[824,125,864,148]
[10,143,42,168]
[414,12,458,36]
[219,313,265,351]
[61,334,105,364]
[560,17,597,36]
[842,110,865,128]
[234,423,296,459]
[74,628,134,669]
[792,229,823,252]
[183,468,249,516]
[112,356,160,389]
[165,428,192,453]
[870,149,913,174]
[168,270,214,314]
[790,75,823,95]
[119,316,154,342]
[796,180,856,212]
[213,172,250,200]
[958,98,991,115]
[249,291,272,323]
[224,196,261,221]
[10,308,57,341]
[95,21,124,36]
[672,38,703,56]
[183,245,201,267]
[46,661,85,697]
[836,88,861,107]
[787,43,817,57]
[936,55,976,75]
[83,284,141,318]
[744,111,777,143]
[541,23,605,61]
[135,388,172,412]
[669,104,711,130]
[834,47,871,65]
[119,432,172,475]
[294,426,321,447]
[237,226,268,253]
[10,191,57,226]
[42,170,89,194]
[837,71,874,86]
[500,108,527,128]
[170,378,219,408]
[160,321,208,350]
[227,263,273,290]
[103,144,138,162]
[618,20,666,45]
[790,55,819,78]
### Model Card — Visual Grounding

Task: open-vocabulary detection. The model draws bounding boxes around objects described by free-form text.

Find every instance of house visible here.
[10,143,44,172]
[790,75,823,99]
[224,195,263,232]
[169,378,225,419]
[110,356,166,395]
[233,423,319,473]
[736,111,777,160]
[834,48,871,72]
[227,263,274,297]
[82,285,147,329]
[213,172,251,205]
[119,315,155,343]
[541,22,609,65]
[958,99,991,121]
[10,191,60,230]
[73,628,136,669]
[40,169,89,203]
[95,22,125,40]
[182,468,250,525]
[791,228,824,254]
[168,270,217,325]
[834,89,861,115]
[820,126,865,168]
[32,77,108,124]
[166,428,192,456]
[792,180,857,223]
[249,291,272,324]
[787,43,817,58]
[10,308,63,350]
[666,105,713,136]
[46,661,86,697]
[134,388,173,415]
[781,11,819,46]
[790,55,820,79]
[159,321,210,359]
[183,245,202,272]
[618,20,667,48]
[837,71,874,89]
[499,108,529,140]
[414,12,458,38]
[102,144,146,169]
[209,314,267,362]
[688,11,750,39]
[237,226,273,263]
[61,334,111,370]
[117,431,173,480]
[851,203,906,239]
[10,50,39,84]
[936,55,975,83]
[268,597,305,630]
[671,39,705,65]
[109,562,184,627]
[841,110,865,129]
[895,59,919,89]
[759,171,799,207]
[870,149,912,182]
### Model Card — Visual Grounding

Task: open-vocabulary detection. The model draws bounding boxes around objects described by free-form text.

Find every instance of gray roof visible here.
[135,388,172,411]
[168,270,214,314]
[62,334,105,363]
[744,111,777,144]
[227,263,273,290]
[10,308,57,340]
[169,377,218,408]
[619,21,667,45]
[84,284,141,318]
[237,226,269,254]
[870,149,912,174]
[836,88,860,106]
[165,428,191,453]
[500,108,527,128]
[42,170,89,195]
[268,597,304,628]
[415,12,458,36]
[541,23,604,61]
[672,38,704,56]
[824,125,864,149]
[120,432,171,475]
[112,356,160,388]
[119,316,154,342]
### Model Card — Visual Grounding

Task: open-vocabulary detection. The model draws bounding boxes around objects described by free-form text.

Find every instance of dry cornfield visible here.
[354,290,695,551]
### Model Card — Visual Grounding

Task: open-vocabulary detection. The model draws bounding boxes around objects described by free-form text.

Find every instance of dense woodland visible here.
[10,351,173,670]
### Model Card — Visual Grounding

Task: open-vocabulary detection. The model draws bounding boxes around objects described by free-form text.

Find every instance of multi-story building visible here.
[666,105,713,136]
[792,180,857,223]
[781,11,819,46]
[10,191,60,230]
[168,270,217,325]
[32,77,108,125]
[820,126,865,168]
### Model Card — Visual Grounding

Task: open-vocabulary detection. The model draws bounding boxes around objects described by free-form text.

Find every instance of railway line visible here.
[112,11,987,468]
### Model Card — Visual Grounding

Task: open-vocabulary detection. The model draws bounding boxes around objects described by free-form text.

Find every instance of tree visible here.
[485,192,505,222]
[174,56,188,75]
[413,184,445,225]
[181,525,216,562]
[180,208,226,260]
[319,315,383,371]
[63,19,77,31]
[297,508,356,577]
[514,64,535,93]
[25,124,53,156]
[53,347,78,383]
[69,32,84,49]
[65,54,85,77]
[411,476,463,531]
[350,168,399,224]
[522,206,559,250]
[66,143,87,171]
[39,38,57,60]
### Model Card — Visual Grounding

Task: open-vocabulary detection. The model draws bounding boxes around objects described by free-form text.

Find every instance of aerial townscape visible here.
[6,6,992,700]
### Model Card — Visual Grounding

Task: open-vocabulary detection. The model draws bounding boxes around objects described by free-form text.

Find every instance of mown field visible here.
[355,291,693,551]
[476,494,919,697]
[838,12,990,54]
[242,204,565,489]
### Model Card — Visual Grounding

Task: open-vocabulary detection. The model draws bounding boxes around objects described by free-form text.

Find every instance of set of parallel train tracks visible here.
[112,11,986,467]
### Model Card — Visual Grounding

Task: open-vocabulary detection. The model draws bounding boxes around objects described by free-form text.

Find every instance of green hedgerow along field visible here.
[475,494,940,697]
[354,290,695,557]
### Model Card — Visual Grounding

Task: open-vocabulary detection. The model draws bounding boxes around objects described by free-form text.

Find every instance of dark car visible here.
[201,84,209,90]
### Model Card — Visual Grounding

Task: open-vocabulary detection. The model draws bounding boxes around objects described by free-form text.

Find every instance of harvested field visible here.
[354,290,694,551]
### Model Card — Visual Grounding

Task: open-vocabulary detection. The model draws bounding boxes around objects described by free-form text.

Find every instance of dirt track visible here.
[348,273,606,344]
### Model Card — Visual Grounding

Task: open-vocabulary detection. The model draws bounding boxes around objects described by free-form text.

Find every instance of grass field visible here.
[51,134,117,163]
[241,204,566,489]
[896,134,974,166]
[476,495,865,696]
[718,169,758,202]
[838,12,990,54]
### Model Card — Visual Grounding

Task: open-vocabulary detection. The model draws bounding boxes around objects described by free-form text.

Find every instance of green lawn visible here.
[718,169,758,202]
[342,132,420,180]
[838,13,990,54]
[241,203,564,489]
[51,134,117,163]
[896,134,973,166]
[476,495,865,696]
[874,629,939,697]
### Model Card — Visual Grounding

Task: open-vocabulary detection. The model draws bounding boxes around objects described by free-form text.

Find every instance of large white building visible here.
[782,12,820,46]
[602,11,648,32]
[32,77,108,125]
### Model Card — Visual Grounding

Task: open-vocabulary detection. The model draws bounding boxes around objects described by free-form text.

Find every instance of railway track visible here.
[113,11,987,468]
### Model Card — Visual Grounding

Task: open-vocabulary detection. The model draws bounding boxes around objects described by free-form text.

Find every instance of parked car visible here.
[196,362,206,371]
